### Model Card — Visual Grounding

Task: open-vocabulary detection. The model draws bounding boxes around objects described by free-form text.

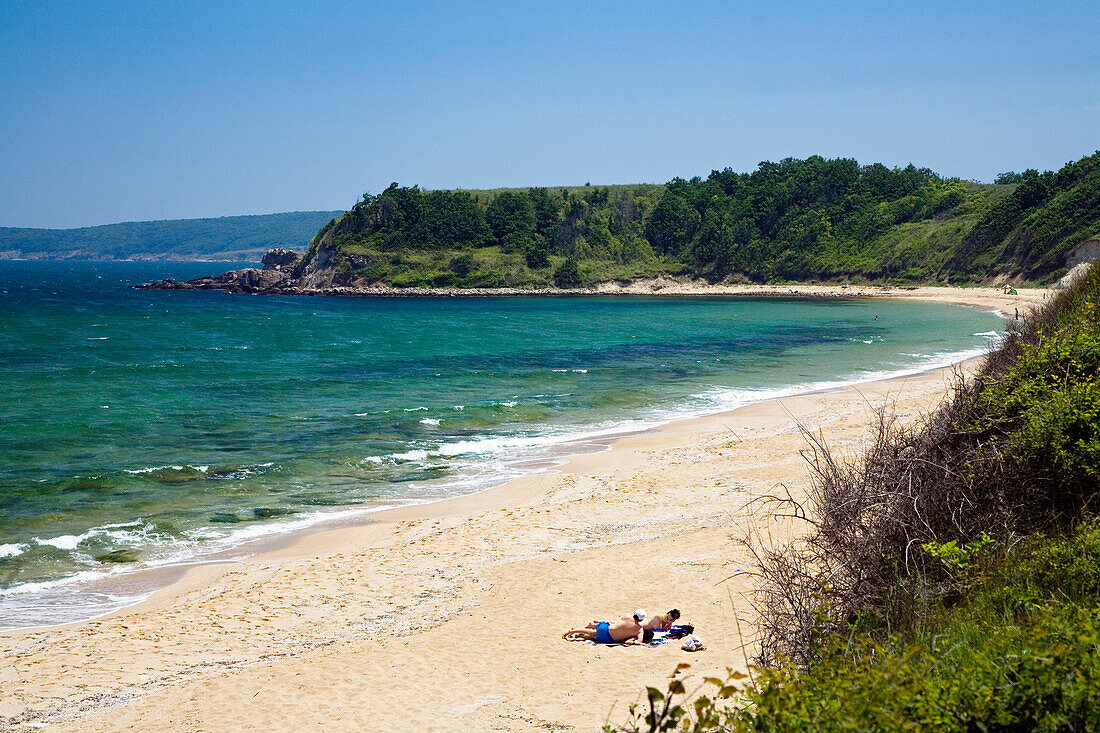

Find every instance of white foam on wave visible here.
[0,502,402,630]
[35,534,82,550]
[0,567,133,598]
[123,462,272,478]
[125,464,186,475]
[420,418,440,426]
[28,521,168,556]
[178,505,390,548]
[388,449,431,462]
[4,324,1002,630]
[0,543,26,558]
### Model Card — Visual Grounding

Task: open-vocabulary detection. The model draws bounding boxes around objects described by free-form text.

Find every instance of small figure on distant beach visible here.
[563,609,647,644]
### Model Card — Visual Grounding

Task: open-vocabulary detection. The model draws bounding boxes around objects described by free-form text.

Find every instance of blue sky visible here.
[1,1,1097,228]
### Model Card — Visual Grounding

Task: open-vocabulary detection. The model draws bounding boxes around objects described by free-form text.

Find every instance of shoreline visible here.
[1,329,1005,635]
[1,361,984,731]
[139,272,1054,313]
[0,287,1052,731]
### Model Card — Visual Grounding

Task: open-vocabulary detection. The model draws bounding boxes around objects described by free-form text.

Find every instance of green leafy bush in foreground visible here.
[618,522,1100,732]
[614,267,1100,731]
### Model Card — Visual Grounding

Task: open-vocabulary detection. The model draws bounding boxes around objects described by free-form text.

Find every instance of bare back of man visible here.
[563,616,644,644]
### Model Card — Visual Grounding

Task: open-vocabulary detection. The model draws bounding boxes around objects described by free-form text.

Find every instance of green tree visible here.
[645,193,700,256]
[486,191,538,252]
[528,187,564,245]
[553,256,582,287]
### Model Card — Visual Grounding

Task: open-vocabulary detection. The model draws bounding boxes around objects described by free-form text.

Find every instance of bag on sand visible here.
[681,634,706,652]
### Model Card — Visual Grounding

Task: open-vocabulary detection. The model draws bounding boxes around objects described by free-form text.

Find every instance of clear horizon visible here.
[2,0,1098,229]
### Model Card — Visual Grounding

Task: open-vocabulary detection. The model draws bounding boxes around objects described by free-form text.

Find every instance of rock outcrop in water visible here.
[261,248,302,271]
[142,265,293,294]
[140,247,306,294]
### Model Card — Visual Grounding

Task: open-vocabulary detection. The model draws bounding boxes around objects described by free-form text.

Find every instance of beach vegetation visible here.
[612,263,1100,730]
[553,257,582,288]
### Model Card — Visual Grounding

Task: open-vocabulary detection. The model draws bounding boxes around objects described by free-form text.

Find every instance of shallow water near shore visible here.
[0,261,1004,629]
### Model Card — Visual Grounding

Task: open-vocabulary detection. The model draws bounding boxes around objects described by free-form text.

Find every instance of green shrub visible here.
[615,267,1100,731]
[615,522,1100,732]
[553,257,582,287]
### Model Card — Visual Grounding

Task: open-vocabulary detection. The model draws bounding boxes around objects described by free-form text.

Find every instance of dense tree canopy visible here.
[313,151,1100,287]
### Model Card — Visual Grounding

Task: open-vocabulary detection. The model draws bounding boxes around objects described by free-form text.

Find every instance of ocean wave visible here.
[0,568,133,598]
[1,321,1002,630]
[0,502,399,627]
[687,344,994,418]
[123,462,272,480]
[388,449,432,462]
[29,521,168,555]
[125,464,189,475]
[0,543,27,558]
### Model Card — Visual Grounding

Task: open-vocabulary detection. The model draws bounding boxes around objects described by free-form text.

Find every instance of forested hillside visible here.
[304,151,1100,288]
[0,211,343,261]
[946,150,1100,280]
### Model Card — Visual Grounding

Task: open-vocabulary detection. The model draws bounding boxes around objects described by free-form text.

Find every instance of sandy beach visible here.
[0,286,1052,732]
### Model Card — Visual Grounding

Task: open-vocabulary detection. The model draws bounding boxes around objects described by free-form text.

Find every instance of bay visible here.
[0,261,1003,628]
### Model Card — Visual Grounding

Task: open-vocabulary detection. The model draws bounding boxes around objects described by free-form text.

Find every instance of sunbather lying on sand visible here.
[642,608,680,631]
[563,609,646,644]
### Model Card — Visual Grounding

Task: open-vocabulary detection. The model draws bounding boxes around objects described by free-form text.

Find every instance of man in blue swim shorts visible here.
[562,609,646,644]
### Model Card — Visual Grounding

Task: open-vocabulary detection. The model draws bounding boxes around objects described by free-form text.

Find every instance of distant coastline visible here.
[139,258,1053,314]
[0,210,341,262]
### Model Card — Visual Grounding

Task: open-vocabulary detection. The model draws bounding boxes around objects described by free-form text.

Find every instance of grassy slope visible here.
[947,151,1100,283]
[315,186,999,288]
[319,209,994,289]
[315,170,1089,287]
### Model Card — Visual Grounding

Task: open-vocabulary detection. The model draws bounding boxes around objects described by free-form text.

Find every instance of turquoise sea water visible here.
[0,261,1004,628]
